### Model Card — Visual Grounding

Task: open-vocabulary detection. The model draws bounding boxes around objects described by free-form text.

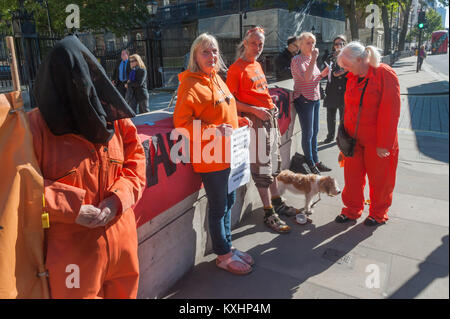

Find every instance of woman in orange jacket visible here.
[335,41,401,226]
[28,36,146,298]
[173,33,253,275]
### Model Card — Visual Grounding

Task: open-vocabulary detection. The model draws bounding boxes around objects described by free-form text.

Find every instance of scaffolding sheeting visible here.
[197,8,345,53]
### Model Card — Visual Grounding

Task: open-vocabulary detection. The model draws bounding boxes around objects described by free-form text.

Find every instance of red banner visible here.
[133,117,202,228]
[269,87,291,136]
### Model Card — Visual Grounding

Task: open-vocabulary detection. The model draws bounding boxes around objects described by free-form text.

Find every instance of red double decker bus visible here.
[431,30,448,55]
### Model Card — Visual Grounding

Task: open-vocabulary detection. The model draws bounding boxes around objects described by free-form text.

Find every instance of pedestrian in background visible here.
[173,33,253,275]
[125,54,150,114]
[274,36,300,81]
[335,41,400,226]
[322,35,348,144]
[112,49,131,98]
[418,45,427,71]
[227,26,303,232]
[29,35,146,298]
[291,32,331,175]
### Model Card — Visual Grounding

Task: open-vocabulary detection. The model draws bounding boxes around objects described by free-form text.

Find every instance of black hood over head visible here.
[33,35,135,144]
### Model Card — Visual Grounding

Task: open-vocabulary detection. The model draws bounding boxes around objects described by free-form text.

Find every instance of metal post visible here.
[370,11,374,45]
[44,0,53,36]
[239,0,242,40]
[416,28,422,72]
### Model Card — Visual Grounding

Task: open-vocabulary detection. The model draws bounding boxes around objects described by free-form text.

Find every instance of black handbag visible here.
[289,152,312,174]
[337,79,369,157]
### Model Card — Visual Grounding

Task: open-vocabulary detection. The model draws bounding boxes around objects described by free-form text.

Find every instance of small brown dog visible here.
[277,169,341,214]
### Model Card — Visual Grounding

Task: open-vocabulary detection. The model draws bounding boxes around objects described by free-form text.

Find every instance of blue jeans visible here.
[294,96,320,166]
[200,168,236,256]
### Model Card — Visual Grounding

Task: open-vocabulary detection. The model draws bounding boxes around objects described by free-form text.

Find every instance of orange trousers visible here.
[46,211,139,299]
[341,143,399,223]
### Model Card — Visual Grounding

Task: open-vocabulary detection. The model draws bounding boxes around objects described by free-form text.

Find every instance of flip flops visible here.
[231,248,254,266]
[216,253,252,275]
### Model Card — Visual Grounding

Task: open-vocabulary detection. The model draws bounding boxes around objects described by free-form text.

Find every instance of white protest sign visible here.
[228,126,251,193]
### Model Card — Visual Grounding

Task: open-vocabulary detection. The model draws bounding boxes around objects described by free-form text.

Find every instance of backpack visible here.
[289,152,312,175]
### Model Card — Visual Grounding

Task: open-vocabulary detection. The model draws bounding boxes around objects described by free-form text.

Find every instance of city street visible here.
[162,55,449,300]
[425,51,449,76]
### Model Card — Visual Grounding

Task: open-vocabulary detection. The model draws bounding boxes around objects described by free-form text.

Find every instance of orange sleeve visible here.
[238,116,250,127]
[376,67,401,150]
[28,110,86,224]
[107,118,146,213]
[226,65,241,96]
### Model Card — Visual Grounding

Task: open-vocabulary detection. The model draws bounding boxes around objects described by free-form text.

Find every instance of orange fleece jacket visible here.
[173,69,245,173]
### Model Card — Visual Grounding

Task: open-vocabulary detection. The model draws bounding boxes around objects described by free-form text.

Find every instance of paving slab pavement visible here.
[162,55,449,299]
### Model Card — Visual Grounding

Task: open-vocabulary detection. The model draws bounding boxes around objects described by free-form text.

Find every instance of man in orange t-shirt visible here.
[227,27,307,233]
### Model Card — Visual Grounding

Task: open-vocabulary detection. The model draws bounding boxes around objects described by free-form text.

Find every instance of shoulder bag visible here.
[336,79,369,157]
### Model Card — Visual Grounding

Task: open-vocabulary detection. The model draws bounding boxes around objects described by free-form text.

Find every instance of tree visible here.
[406,8,444,43]
[397,0,412,52]
[0,0,152,36]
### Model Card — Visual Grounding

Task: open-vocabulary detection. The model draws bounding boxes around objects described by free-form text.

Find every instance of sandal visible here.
[274,202,298,217]
[264,213,291,233]
[231,248,254,266]
[216,253,252,275]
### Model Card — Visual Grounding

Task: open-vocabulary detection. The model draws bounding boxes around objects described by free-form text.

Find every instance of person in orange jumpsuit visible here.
[28,36,146,298]
[335,41,401,226]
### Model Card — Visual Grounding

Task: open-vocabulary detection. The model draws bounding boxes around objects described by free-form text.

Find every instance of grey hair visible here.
[188,33,226,73]
[337,41,381,68]
[298,32,316,45]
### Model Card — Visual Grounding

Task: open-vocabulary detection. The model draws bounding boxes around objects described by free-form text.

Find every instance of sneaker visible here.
[308,164,321,175]
[316,162,332,172]
[322,137,334,144]
[274,202,298,217]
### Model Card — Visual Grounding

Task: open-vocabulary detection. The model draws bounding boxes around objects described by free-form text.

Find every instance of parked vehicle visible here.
[431,30,448,55]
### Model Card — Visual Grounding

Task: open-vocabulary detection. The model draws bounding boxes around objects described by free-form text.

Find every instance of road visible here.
[424,51,449,76]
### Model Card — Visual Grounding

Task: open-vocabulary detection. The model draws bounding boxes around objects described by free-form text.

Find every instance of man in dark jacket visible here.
[274,36,300,81]
[322,36,348,143]
[112,49,131,98]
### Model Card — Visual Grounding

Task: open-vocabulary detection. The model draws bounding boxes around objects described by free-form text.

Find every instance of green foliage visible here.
[407,8,444,42]
[0,0,152,35]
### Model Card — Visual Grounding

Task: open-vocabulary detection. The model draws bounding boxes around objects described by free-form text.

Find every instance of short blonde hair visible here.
[298,32,316,45]
[188,33,226,73]
[337,41,381,68]
[129,54,146,69]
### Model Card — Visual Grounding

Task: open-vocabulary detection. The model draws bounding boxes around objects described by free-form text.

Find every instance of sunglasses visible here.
[130,59,137,62]
[334,42,345,46]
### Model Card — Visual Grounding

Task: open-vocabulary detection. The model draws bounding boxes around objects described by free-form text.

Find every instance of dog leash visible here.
[311,194,321,208]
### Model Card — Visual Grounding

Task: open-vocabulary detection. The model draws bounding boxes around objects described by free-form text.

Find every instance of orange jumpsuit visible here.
[341,64,400,223]
[28,109,146,299]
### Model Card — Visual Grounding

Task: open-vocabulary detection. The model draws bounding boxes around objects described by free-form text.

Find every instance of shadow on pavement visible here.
[167,209,381,298]
[388,235,449,299]
[407,82,449,163]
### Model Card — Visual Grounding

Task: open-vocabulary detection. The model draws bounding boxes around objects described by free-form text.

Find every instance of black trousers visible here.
[116,81,127,98]
[326,105,344,140]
